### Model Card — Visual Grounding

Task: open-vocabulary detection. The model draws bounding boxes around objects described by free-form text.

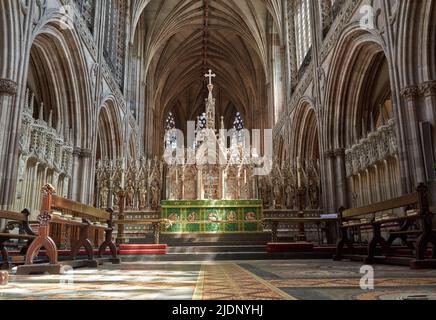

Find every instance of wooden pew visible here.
[334,184,436,268]
[0,209,36,269]
[17,184,120,275]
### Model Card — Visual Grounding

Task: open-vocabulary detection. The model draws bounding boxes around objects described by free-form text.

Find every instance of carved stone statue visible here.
[308,177,320,209]
[99,186,109,209]
[126,180,135,209]
[285,184,296,209]
[139,181,147,210]
[150,179,160,210]
[273,179,283,209]
[259,176,272,209]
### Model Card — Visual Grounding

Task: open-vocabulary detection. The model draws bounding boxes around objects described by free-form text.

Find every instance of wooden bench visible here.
[334,183,436,268]
[17,184,120,275]
[0,209,36,269]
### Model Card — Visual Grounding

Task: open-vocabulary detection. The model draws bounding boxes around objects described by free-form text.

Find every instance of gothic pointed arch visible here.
[323,23,400,208]
[397,0,436,85]
[97,98,123,161]
[291,99,318,160]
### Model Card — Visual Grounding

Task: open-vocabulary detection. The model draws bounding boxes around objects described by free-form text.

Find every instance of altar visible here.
[161,70,263,234]
[161,200,263,234]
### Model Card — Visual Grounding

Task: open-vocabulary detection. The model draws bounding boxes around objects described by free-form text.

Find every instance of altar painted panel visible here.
[161,200,263,234]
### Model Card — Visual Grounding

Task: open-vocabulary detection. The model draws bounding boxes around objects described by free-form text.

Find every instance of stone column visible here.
[334,148,347,208]
[420,81,436,148]
[0,79,18,230]
[323,150,336,211]
[420,81,436,204]
[71,148,93,204]
[400,86,426,188]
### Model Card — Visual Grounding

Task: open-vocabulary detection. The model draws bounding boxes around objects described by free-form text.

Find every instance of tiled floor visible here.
[1,260,436,300]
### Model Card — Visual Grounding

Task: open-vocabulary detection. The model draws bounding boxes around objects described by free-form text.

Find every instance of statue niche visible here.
[183,165,197,200]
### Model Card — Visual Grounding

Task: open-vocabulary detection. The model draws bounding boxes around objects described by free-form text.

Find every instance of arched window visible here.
[164,112,177,149]
[233,112,245,146]
[294,0,312,67]
[103,0,126,89]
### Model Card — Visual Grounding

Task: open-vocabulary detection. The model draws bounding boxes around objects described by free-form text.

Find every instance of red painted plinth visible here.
[118,244,168,255]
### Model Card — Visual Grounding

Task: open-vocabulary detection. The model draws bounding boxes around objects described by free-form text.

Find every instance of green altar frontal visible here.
[160,200,263,234]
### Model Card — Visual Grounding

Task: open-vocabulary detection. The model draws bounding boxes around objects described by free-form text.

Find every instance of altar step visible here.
[121,250,334,262]
[121,233,334,261]
[158,232,271,247]
[167,245,266,253]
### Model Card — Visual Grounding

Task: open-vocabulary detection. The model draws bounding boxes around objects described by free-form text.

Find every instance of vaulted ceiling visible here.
[131,0,283,133]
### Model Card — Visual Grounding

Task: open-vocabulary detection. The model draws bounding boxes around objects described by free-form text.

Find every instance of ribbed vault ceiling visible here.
[131,0,283,131]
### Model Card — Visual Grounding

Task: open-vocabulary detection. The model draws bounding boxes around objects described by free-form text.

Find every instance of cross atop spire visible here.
[204,69,216,86]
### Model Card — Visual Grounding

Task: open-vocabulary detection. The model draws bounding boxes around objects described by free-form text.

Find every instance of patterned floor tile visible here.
[1,260,436,300]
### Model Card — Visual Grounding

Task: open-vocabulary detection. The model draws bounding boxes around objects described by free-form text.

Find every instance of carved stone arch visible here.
[29,21,93,149]
[291,98,319,163]
[276,134,285,167]
[128,132,138,160]
[97,97,123,161]
[396,0,436,85]
[323,23,387,152]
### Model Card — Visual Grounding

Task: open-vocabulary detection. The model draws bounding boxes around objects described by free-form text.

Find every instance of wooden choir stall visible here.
[16,184,120,275]
[334,184,436,269]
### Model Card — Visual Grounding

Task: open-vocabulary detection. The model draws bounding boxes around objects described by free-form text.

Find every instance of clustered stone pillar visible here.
[71,148,93,204]
[0,78,18,231]
[323,150,337,211]
[334,148,347,208]
[400,86,427,187]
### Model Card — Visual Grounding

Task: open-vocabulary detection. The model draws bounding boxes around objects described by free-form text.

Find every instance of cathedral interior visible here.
[0,0,436,301]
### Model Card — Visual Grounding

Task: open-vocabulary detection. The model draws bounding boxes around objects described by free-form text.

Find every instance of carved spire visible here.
[204,69,216,130]
[48,110,53,128]
[30,92,35,114]
[380,104,385,126]
[39,103,44,121]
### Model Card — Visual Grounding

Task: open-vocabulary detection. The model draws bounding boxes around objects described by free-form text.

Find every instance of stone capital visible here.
[420,81,436,97]
[334,148,345,157]
[323,150,336,159]
[400,85,420,100]
[0,79,18,96]
[73,147,93,158]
